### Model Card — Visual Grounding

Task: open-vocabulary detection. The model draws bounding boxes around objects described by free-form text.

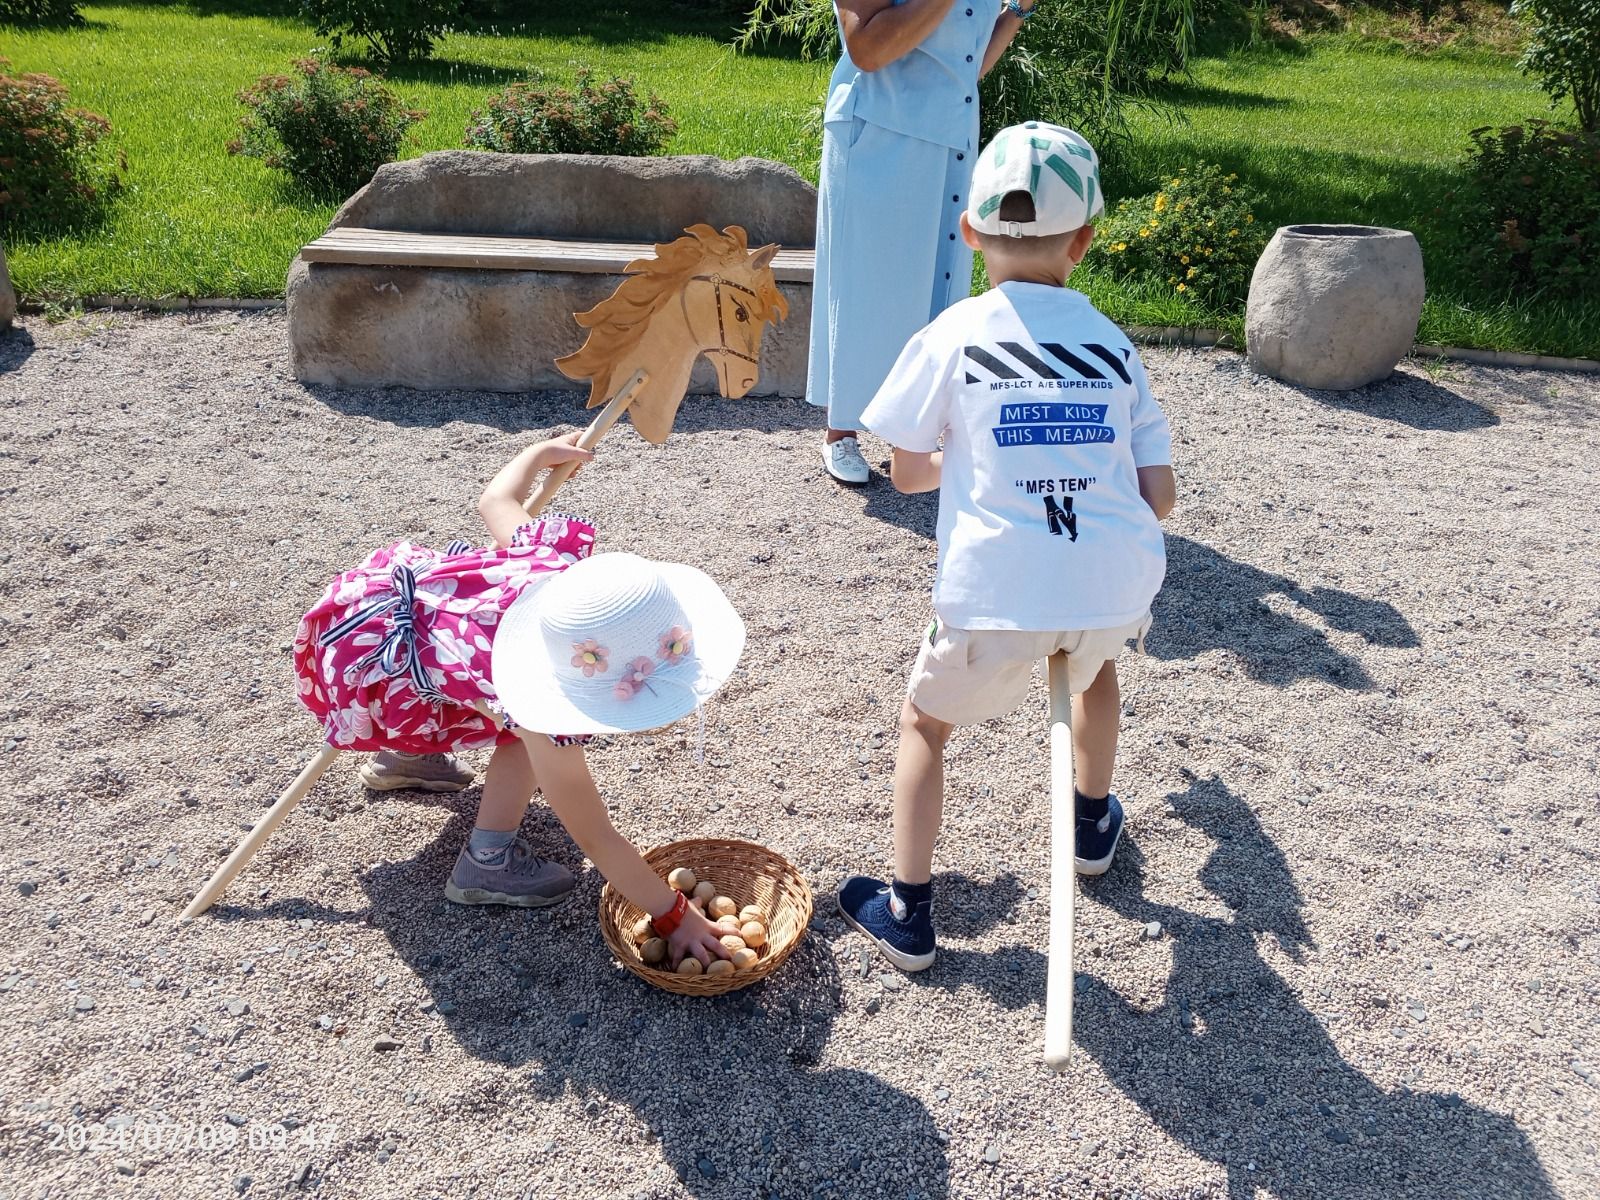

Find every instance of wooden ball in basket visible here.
[600,838,813,996]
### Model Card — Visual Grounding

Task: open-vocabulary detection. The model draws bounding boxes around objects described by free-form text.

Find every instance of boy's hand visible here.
[532,431,595,474]
[667,905,733,970]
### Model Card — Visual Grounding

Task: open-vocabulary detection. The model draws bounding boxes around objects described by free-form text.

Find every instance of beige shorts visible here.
[907,613,1153,726]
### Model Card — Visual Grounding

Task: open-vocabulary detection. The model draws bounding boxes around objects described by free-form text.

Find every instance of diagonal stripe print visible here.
[1043,154,1084,201]
[1081,343,1133,384]
[998,341,1063,380]
[1040,342,1106,381]
[965,346,1023,380]
[978,194,1004,219]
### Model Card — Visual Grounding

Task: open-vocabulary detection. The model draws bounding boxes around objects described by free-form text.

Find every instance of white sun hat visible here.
[491,552,745,736]
[968,121,1104,238]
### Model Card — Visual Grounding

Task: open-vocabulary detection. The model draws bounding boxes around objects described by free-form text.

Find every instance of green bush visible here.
[0,0,82,26]
[464,70,676,156]
[1085,163,1268,307]
[0,58,122,233]
[1452,120,1600,301]
[1512,0,1599,132]
[228,58,423,198]
[300,0,460,64]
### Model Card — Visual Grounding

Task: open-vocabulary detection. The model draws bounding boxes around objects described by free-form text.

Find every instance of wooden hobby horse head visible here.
[554,224,788,444]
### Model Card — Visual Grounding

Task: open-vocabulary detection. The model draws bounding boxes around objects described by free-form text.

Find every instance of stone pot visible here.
[1245,224,1425,391]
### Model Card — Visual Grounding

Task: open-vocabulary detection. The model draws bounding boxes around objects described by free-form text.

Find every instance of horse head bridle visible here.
[682,273,765,367]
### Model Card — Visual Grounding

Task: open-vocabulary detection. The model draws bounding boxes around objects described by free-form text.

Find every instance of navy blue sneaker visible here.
[837,876,937,972]
[1075,792,1124,876]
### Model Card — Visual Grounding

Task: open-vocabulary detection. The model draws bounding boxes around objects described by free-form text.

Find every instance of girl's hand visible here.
[667,905,733,970]
[531,431,595,474]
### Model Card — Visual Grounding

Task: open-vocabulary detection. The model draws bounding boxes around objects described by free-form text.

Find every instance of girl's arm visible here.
[980,0,1035,77]
[477,433,595,548]
[836,0,959,72]
[521,733,730,968]
[889,447,943,494]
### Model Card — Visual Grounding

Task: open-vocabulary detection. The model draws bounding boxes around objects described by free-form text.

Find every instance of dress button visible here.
[965,96,973,103]
[945,272,952,280]
[953,195,959,202]
[956,153,965,160]
[966,7,973,13]
[966,54,974,62]
[949,233,956,241]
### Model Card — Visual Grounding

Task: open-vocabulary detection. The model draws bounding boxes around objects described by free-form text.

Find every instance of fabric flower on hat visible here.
[571,639,609,677]
[613,656,655,701]
[658,625,693,664]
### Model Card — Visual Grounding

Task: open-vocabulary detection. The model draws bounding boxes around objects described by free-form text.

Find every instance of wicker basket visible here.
[599,838,813,996]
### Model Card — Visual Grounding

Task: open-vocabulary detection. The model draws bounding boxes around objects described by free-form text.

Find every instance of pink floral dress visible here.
[292,513,596,753]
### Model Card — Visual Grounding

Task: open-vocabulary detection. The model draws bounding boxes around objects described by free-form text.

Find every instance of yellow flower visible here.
[1177,282,1188,292]
[1204,248,1214,256]
[1154,193,1169,212]
[1226,173,1237,182]
[1245,214,1255,223]
[1187,266,1198,278]
[1139,228,1151,238]
[1229,228,1239,237]
[1113,241,1127,251]
[1171,178,1182,187]
[1207,219,1215,227]
[1222,186,1232,194]
[1180,254,1189,264]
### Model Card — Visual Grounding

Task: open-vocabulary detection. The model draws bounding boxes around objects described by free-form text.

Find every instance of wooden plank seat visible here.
[301,227,817,283]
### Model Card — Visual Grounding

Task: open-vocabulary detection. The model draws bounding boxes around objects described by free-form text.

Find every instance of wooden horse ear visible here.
[749,243,780,270]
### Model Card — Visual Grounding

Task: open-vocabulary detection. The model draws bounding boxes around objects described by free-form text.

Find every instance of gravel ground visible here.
[0,309,1597,1200]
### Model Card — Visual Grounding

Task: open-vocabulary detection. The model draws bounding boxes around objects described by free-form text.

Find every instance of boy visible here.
[838,122,1177,971]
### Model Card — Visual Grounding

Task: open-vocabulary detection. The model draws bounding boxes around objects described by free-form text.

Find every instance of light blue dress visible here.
[807,1,994,431]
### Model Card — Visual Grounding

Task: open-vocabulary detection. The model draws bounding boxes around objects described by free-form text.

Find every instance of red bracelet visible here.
[650,890,690,937]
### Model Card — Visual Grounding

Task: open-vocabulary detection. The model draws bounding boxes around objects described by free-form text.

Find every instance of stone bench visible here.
[286,151,817,398]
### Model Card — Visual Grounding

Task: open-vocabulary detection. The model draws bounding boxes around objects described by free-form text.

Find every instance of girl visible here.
[809,0,1036,485]
[292,434,739,968]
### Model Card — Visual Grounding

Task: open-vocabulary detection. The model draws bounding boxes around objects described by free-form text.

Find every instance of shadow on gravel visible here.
[303,383,826,439]
[1152,535,1418,689]
[1298,372,1500,432]
[1,324,37,376]
[1072,775,1556,1200]
[341,802,952,1197]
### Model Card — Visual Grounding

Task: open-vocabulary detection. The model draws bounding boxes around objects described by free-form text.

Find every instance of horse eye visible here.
[734,303,749,322]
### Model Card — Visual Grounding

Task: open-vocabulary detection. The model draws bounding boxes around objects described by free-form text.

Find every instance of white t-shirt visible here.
[861,282,1172,632]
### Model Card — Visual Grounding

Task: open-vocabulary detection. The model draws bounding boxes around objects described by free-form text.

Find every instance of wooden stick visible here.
[523,368,649,519]
[1043,650,1077,1070]
[179,745,343,921]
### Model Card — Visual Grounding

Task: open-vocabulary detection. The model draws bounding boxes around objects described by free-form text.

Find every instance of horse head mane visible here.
[555,224,787,407]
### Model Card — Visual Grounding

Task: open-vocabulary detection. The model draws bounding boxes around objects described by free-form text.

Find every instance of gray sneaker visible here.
[444,839,575,908]
[359,751,475,793]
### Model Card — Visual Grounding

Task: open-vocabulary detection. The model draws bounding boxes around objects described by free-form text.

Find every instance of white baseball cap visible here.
[967,121,1104,238]
[491,552,745,735]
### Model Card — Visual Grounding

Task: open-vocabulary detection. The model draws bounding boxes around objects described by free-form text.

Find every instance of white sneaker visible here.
[822,435,870,484]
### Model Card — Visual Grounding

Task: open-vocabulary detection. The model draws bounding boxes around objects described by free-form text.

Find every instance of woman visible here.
[808,0,1036,484]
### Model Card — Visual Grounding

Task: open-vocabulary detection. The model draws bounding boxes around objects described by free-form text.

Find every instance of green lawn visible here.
[1078,38,1598,357]
[5,4,1595,357]
[3,3,829,300]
